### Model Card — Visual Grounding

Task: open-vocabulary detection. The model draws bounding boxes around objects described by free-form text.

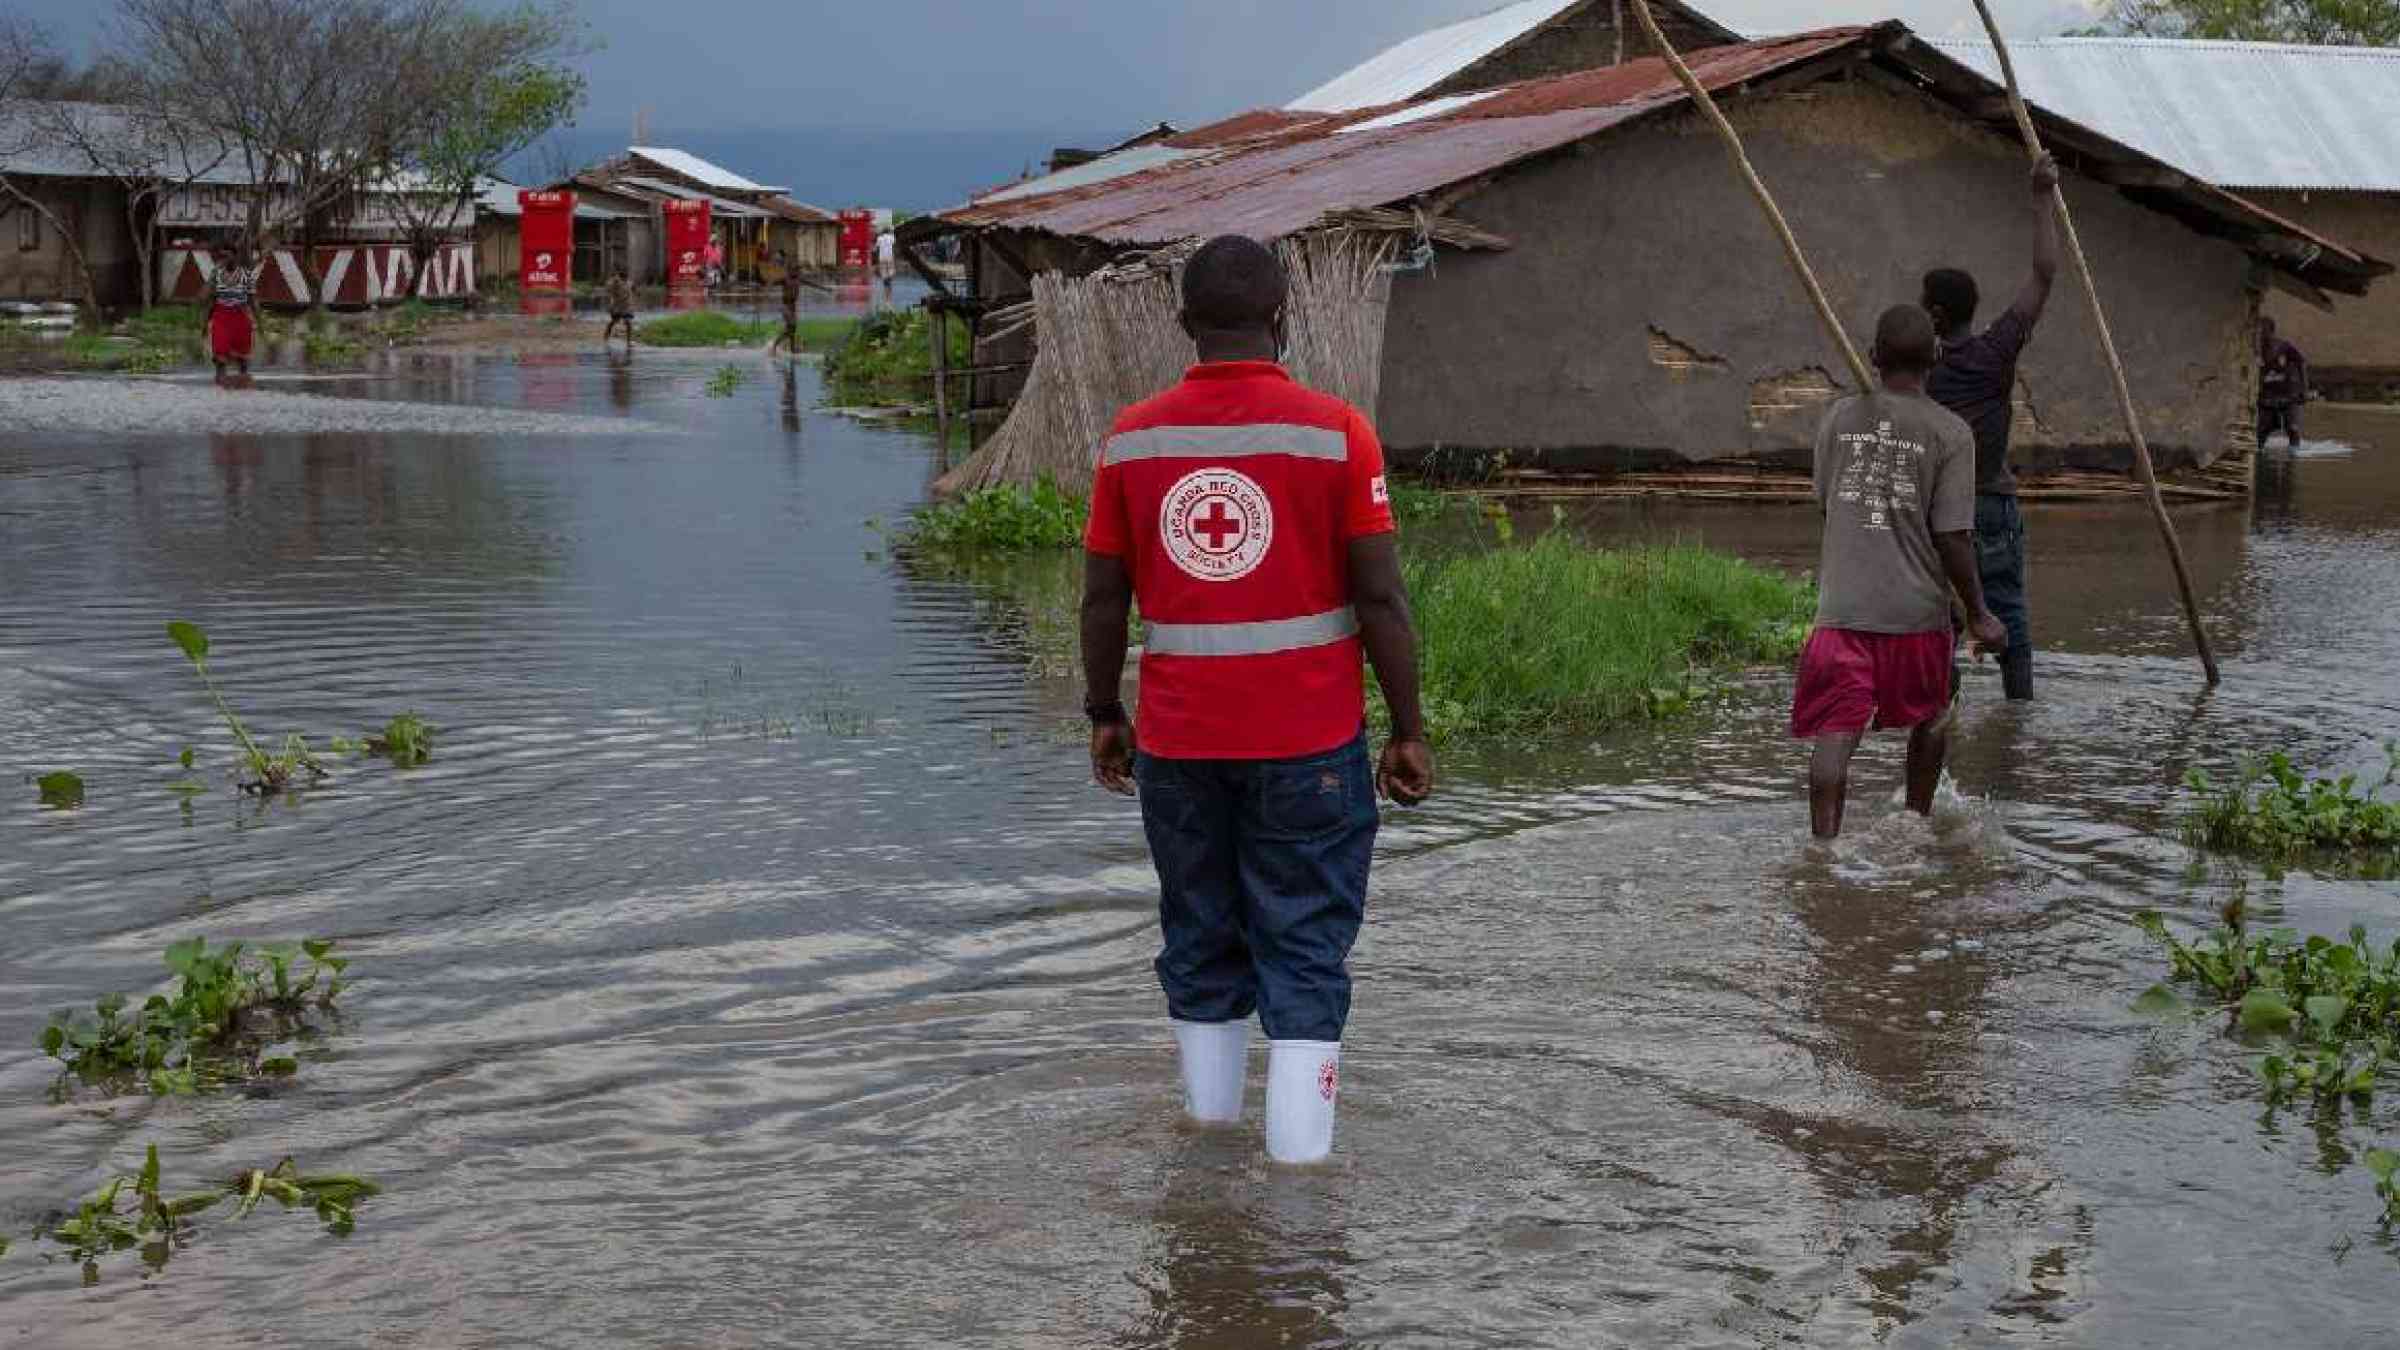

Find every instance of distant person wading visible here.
[2257,316,2311,449]
[1079,234,1434,1165]
[206,244,262,388]
[1923,153,2060,702]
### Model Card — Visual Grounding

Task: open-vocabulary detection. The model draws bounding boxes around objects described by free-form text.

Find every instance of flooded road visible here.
[3,360,2396,1347]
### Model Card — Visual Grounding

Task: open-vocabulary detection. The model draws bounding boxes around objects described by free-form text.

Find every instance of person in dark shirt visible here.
[2257,316,2310,448]
[1922,152,2061,702]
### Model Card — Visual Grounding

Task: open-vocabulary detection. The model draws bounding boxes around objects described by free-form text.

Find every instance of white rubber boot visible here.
[1265,1039,1342,1164]
[1171,1019,1250,1124]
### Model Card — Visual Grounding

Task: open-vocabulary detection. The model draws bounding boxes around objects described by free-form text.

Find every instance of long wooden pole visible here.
[1966,0,2220,686]
[1624,0,1873,394]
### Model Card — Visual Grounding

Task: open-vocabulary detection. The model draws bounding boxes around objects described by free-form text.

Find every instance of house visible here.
[1934,37,2400,400]
[1288,0,1738,111]
[566,147,840,279]
[0,105,142,306]
[912,24,2386,489]
[0,100,476,310]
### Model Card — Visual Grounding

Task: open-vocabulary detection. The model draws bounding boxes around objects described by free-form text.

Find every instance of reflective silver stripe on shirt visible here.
[1103,423,1347,467]
[1144,606,1359,658]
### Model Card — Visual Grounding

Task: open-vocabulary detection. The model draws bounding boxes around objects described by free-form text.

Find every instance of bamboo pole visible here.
[1624,0,1873,394]
[1966,0,2220,686]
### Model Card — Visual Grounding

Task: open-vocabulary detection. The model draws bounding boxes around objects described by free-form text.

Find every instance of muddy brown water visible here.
[2,362,2397,1347]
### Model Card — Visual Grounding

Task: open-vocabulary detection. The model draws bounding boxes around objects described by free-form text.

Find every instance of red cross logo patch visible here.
[1317,1058,1338,1102]
[1160,468,1274,582]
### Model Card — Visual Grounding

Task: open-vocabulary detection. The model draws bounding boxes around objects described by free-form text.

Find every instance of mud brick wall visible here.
[2247,188,2400,389]
[0,177,138,307]
[1377,75,2258,475]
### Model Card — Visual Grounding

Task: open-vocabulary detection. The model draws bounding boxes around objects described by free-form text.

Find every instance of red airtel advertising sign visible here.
[664,199,711,286]
[839,209,873,268]
[518,190,575,290]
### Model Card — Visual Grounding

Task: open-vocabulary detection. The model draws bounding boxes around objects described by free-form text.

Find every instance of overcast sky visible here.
[16,0,2105,204]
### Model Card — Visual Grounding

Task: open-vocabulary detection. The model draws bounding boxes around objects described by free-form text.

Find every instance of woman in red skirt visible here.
[206,244,260,386]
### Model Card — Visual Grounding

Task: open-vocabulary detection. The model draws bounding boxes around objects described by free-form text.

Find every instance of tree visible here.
[2083,0,2400,43]
[0,17,109,318]
[29,87,232,310]
[386,5,585,299]
[112,0,465,308]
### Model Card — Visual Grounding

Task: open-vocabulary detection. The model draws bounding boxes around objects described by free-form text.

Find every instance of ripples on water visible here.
[3,363,2398,1346]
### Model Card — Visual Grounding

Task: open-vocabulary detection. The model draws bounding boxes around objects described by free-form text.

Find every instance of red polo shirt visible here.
[1086,361,1396,761]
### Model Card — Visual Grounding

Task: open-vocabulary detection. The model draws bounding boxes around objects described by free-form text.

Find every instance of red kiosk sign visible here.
[664,199,711,286]
[518,190,575,291]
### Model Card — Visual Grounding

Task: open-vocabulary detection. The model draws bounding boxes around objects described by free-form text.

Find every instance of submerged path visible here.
[0,375,676,437]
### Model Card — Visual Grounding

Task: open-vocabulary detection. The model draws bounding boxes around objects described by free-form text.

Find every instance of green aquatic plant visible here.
[2370,1149,2400,1224]
[1402,533,1815,740]
[365,712,434,764]
[2134,906,2400,1106]
[166,621,327,793]
[2186,744,2400,866]
[39,1145,377,1280]
[36,771,84,808]
[705,363,746,397]
[894,480,1088,555]
[40,937,351,1095]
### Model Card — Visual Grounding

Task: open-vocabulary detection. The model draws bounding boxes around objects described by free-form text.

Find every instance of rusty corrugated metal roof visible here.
[927,23,2386,297]
[941,30,1866,246]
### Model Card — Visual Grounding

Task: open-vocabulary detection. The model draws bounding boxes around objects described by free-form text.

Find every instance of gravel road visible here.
[0,376,672,437]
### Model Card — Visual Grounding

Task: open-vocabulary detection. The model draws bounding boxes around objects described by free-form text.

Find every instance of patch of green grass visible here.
[823,308,968,407]
[895,480,1087,555]
[638,309,776,348]
[36,771,84,808]
[2187,745,2400,869]
[1404,532,1815,739]
[39,937,352,1096]
[299,314,365,364]
[705,364,747,397]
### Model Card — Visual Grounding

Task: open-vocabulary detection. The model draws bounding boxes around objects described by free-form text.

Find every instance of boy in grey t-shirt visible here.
[1793,305,2006,839]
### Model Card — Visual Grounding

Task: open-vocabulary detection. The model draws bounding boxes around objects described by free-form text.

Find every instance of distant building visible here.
[1936,37,2400,399]
[920,25,2386,484]
[561,147,841,282]
[475,178,653,287]
[0,100,476,309]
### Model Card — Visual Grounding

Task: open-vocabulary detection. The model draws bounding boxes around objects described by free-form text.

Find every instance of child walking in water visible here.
[206,244,261,387]
[602,270,636,350]
[1793,305,2006,839]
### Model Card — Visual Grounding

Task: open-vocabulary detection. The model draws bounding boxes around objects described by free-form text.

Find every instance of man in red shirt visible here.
[1080,235,1434,1165]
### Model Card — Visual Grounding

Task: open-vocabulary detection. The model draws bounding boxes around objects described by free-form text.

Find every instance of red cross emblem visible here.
[1159,468,1274,582]
[1317,1059,1338,1102]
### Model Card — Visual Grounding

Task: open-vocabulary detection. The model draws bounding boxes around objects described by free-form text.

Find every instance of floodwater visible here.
[2,360,2396,1347]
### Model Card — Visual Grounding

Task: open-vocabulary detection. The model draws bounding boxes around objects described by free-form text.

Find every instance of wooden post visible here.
[1965,0,2221,687]
[929,300,950,464]
[1623,0,1873,394]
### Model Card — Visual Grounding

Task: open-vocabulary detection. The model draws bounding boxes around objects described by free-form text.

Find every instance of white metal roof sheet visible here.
[626,146,782,194]
[976,143,1202,204]
[1288,0,1584,112]
[1933,38,2400,193]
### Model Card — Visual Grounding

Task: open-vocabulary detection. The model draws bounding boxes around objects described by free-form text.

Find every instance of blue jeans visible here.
[1975,493,2030,656]
[1135,735,1378,1043]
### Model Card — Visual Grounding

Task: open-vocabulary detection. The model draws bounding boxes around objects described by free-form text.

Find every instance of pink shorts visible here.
[1790,627,1954,739]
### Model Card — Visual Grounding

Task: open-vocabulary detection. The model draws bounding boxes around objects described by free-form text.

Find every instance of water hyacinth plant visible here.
[896,480,1088,554]
[23,1145,378,1281]
[40,937,352,1095]
[35,771,84,808]
[167,621,327,794]
[2186,743,2400,866]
